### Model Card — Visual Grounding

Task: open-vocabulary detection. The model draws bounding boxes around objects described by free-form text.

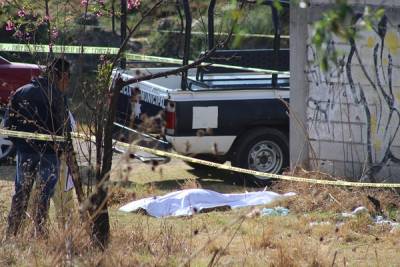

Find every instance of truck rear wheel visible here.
[232,128,289,187]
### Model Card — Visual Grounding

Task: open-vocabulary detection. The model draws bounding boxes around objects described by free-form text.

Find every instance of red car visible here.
[0,56,42,105]
[0,56,42,162]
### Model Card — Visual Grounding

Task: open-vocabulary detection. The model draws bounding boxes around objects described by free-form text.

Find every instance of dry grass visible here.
[274,169,400,217]
[1,162,400,266]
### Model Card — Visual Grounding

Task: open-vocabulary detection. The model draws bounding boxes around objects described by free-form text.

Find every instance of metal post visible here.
[208,0,216,50]
[181,0,192,90]
[120,0,127,69]
[112,0,116,35]
[271,5,280,88]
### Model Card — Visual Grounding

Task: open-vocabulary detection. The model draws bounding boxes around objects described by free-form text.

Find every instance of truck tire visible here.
[231,128,289,187]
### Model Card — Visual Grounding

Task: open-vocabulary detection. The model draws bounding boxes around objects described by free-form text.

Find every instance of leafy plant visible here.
[311,0,385,71]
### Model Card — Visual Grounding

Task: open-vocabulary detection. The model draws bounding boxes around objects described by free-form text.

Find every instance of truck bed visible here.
[123,68,289,94]
[188,73,289,90]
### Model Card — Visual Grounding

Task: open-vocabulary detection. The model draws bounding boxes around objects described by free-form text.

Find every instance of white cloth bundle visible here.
[119,188,295,218]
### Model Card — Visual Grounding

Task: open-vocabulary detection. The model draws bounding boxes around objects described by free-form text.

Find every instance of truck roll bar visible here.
[181,0,289,90]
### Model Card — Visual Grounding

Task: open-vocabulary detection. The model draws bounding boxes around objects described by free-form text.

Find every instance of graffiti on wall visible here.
[306,13,400,181]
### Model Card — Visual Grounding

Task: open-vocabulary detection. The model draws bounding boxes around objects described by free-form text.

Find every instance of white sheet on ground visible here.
[119,189,296,218]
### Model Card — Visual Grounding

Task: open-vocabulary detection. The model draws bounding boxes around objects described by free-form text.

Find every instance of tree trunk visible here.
[90,77,123,249]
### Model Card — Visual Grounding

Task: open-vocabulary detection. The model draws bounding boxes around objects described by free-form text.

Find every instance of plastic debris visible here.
[261,206,289,217]
[375,216,399,227]
[341,206,369,218]
[340,207,400,230]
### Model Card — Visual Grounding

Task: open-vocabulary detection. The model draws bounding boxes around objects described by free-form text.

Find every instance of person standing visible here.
[5,57,72,238]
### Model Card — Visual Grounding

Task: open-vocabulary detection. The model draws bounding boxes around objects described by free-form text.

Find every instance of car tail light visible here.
[165,101,176,135]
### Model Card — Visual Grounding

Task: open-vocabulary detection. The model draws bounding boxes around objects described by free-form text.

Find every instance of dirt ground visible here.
[1,154,400,266]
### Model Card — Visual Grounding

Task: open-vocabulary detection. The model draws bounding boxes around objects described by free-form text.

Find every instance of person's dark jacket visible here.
[4,76,71,154]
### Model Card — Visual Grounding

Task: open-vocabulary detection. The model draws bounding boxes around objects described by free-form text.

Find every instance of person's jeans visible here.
[7,151,59,237]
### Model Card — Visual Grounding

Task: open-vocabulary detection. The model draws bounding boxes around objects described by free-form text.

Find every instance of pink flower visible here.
[44,15,51,22]
[127,0,140,10]
[5,20,14,31]
[17,9,25,17]
[81,0,88,6]
[51,29,59,39]
[24,32,31,41]
[98,0,105,5]
[95,10,103,17]
[15,30,23,38]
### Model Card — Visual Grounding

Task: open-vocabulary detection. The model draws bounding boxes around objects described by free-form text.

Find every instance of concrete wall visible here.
[290,1,400,181]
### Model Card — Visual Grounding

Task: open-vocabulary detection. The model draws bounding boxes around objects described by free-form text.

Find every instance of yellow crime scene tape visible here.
[1,128,400,188]
[0,43,289,75]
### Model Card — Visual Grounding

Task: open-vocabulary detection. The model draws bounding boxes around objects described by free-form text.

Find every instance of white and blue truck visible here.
[115,0,290,186]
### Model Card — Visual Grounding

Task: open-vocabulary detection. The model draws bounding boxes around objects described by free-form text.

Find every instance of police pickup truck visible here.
[118,67,289,186]
[115,0,290,186]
